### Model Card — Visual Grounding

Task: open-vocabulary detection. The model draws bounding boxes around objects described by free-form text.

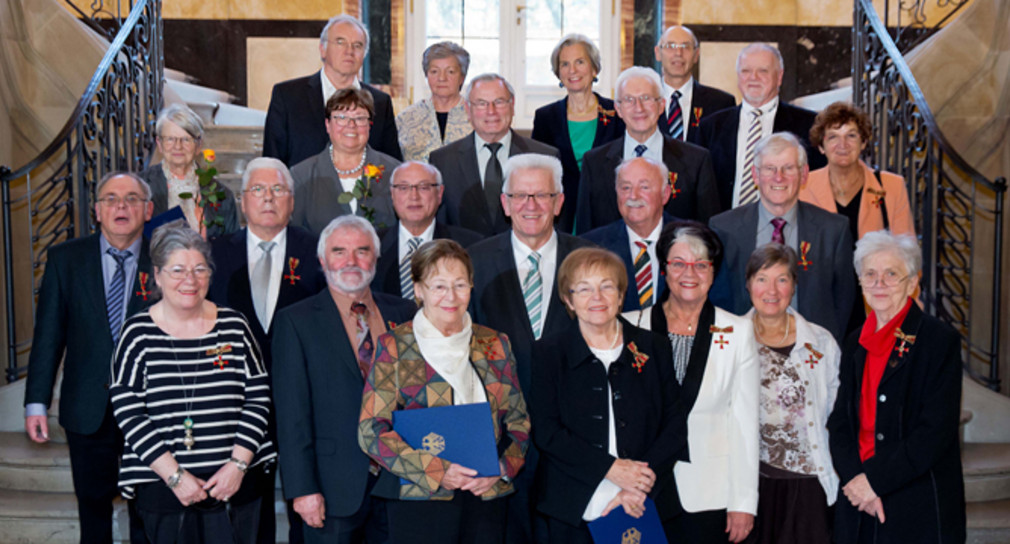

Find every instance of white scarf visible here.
[412,309,486,405]
[161,162,200,232]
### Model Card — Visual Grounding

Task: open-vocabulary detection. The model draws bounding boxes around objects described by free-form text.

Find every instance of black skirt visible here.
[744,462,832,544]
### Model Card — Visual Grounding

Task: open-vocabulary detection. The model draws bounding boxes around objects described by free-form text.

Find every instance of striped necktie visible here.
[400,237,422,301]
[106,248,131,344]
[634,240,653,308]
[738,109,764,206]
[523,252,544,339]
[634,144,648,157]
[667,90,684,140]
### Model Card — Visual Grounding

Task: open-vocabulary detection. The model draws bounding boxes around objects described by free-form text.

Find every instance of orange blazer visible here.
[800,161,915,238]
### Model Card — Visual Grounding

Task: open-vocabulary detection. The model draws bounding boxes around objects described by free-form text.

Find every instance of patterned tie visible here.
[667,90,684,140]
[106,248,131,344]
[351,302,373,378]
[251,241,276,329]
[634,144,648,157]
[523,252,544,339]
[634,241,653,308]
[738,109,764,207]
[484,142,504,223]
[399,237,422,301]
[771,217,787,245]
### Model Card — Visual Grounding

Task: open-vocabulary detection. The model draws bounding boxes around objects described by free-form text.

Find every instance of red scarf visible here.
[857,297,913,461]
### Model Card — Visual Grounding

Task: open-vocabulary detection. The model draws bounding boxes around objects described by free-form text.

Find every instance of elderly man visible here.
[710,132,853,341]
[468,153,593,544]
[24,172,153,543]
[583,157,675,311]
[692,43,826,211]
[272,215,415,543]
[371,161,482,300]
[431,73,559,237]
[654,25,735,141]
[264,14,401,166]
[575,66,719,234]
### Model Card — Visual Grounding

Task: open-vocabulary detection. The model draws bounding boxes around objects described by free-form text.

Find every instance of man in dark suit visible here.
[575,66,719,234]
[24,171,154,543]
[468,153,593,544]
[272,215,415,544]
[371,161,482,299]
[263,14,401,166]
[431,73,559,237]
[709,133,854,342]
[583,157,674,312]
[654,25,736,141]
[691,43,826,211]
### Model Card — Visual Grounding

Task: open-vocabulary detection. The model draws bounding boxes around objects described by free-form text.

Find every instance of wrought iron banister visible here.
[853,0,1007,391]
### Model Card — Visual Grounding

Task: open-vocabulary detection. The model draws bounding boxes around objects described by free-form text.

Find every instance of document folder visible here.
[587,497,668,544]
[392,401,500,477]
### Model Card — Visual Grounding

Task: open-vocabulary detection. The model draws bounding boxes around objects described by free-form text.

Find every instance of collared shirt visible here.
[622,128,664,163]
[626,219,663,306]
[661,76,695,138]
[511,229,559,315]
[474,131,513,187]
[246,227,288,330]
[321,70,362,105]
[329,288,389,357]
[756,202,800,309]
[733,97,780,207]
[397,220,436,264]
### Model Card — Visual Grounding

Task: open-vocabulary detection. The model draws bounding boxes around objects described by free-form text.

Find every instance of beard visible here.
[326,264,376,294]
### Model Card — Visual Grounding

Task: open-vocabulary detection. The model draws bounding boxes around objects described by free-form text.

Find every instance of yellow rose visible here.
[364,164,383,178]
[202,149,216,163]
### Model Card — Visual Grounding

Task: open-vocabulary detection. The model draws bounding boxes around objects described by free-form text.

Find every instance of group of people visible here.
[21,11,966,544]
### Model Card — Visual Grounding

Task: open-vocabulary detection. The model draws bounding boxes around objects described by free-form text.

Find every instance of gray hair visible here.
[242,157,295,192]
[96,171,152,201]
[155,103,204,140]
[320,14,370,57]
[391,160,443,186]
[736,43,784,73]
[613,156,670,188]
[615,66,664,99]
[316,215,382,261]
[754,132,808,168]
[422,41,470,79]
[550,34,602,79]
[149,219,213,299]
[502,153,564,193]
[854,230,921,277]
[464,73,515,103]
[657,25,699,48]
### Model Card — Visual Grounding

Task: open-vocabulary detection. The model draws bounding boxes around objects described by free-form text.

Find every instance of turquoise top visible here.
[567,119,597,171]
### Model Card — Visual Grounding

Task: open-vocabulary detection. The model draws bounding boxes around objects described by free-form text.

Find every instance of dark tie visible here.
[667,90,684,140]
[484,142,504,222]
[351,302,374,378]
[106,248,131,344]
[771,217,787,245]
[634,144,647,157]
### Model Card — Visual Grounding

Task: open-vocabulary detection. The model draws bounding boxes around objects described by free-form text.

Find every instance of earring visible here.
[593,76,599,83]
[558,81,565,88]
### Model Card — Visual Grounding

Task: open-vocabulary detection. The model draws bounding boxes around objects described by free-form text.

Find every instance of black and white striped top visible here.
[110,307,276,497]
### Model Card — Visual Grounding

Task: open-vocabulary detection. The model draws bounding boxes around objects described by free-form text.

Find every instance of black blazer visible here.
[371,221,483,297]
[531,94,625,233]
[531,319,686,526]
[582,216,676,312]
[657,80,736,142]
[467,230,594,395]
[709,201,855,342]
[207,226,326,372]
[574,135,720,234]
[271,290,415,517]
[431,130,560,237]
[24,234,153,434]
[690,102,826,212]
[139,164,240,240]
[262,72,402,167]
[827,303,965,544]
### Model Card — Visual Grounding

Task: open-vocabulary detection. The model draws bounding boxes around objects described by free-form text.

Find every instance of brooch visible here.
[804,342,823,369]
[628,342,648,373]
[207,344,233,369]
[798,241,812,271]
[284,257,301,285]
[710,325,733,349]
[135,271,150,301]
[691,107,703,127]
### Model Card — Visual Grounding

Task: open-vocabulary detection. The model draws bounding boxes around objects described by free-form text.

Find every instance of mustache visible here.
[623,198,647,208]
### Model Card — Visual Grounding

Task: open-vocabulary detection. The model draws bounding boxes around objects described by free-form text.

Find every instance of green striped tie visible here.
[523,252,544,339]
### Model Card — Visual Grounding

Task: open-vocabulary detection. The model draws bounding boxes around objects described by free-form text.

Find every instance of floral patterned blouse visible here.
[758,344,818,475]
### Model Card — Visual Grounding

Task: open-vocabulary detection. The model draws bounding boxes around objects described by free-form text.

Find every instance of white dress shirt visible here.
[733,97,779,207]
[339,175,359,214]
[661,76,695,138]
[321,71,361,105]
[622,128,664,164]
[397,220,436,263]
[475,131,513,187]
[246,227,287,330]
[626,220,663,307]
[511,229,558,314]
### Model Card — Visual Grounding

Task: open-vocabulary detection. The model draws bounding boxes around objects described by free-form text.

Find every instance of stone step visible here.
[967,498,1010,544]
[964,443,1010,502]
[203,125,264,155]
[0,431,73,493]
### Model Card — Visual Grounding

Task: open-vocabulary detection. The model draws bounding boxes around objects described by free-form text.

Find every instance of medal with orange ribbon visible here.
[669,172,680,199]
[710,325,734,349]
[692,107,703,127]
[628,342,649,373]
[135,272,150,301]
[894,329,916,357]
[804,342,823,369]
[798,241,812,271]
[284,257,301,285]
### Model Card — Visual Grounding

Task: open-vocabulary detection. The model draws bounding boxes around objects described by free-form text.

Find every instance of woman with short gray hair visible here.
[396,41,473,162]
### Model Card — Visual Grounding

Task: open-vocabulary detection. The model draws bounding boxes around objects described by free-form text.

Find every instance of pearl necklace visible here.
[331,145,367,176]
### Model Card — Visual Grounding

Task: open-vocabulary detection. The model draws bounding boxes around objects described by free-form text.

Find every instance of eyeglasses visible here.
[97,194,147,207]
[159,136,199,147]
[505,192,559,204]
[330,114,371,127]
[858,269,908,287]
[422,281,471,298]
[666,259,712,274]
[391,183,440,194]
[163,265,212,280]
[328,37,365,53]
[658,42,695,51]
[757,164,800,178]
[616,95,661,108]
[243,185,291,198]
[569,283,620,298]
[470,98,512,110]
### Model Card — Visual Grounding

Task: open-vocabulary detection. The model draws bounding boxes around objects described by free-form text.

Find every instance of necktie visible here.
[771,217,787,245]
[523,252,544,339]
[667,90,684,140]
[106,248,131,344]
[351,302,373,378]
[484,142,504,223]
[251,241,276,329]
[739,109,764,206]
[634,144,648,157]
[400,237,422,301]
[634,240,654,308]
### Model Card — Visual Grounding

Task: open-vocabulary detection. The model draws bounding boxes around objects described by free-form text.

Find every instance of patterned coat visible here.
[358,321,531,501]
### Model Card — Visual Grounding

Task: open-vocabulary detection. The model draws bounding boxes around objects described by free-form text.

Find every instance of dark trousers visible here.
[387,492,507,544]
[544,515,594,544]
[303,474,388,544]
[663,508,730,543]
[505,446,548,544]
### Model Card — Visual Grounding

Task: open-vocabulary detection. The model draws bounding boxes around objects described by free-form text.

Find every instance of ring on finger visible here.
[222,496,229,502]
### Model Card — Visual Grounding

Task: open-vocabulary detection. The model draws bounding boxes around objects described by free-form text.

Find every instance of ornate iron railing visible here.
[853,0,1007,391]
[0,0,163,382]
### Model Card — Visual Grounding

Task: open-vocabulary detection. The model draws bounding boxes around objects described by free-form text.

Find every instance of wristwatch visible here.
[166,467,184,489]
[229,457,249,473]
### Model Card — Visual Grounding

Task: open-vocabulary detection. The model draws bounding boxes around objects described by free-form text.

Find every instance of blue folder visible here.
[392,402,500,477]
[144,205,185,239]
[587,497,668,544]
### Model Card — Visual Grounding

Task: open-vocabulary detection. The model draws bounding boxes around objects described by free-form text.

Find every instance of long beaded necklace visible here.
[168,335,199,451]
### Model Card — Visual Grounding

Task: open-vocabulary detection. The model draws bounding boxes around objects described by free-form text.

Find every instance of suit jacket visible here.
[574,135,720,234]
[207,226,326,372]
[800,161,916,239]
[371,221,483,297]
[690,102,827,211]
[290,146,401,237]
[582,216,675,311]
[828,303,965,544]
[657,80,736,142]
[709,201,855,342]
[530,319,686,525]
[24,233,154,434]
[271,290,415,517]
[431,130,560,237]
[262,72,402,166]
[468,230,595,395]
[531,94,625,233]
[139,164,240,240]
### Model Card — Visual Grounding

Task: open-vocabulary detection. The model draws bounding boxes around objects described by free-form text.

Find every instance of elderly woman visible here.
[624,220,758,543]
[531,34,624,233]
[358,239,530,544]
[741,244,840,544]
[395,41,473,162]
[827,231,965,544]
[140,103,239,239]
[109,220,275,543]
[290,88,400,236]
[532,247,684,543]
